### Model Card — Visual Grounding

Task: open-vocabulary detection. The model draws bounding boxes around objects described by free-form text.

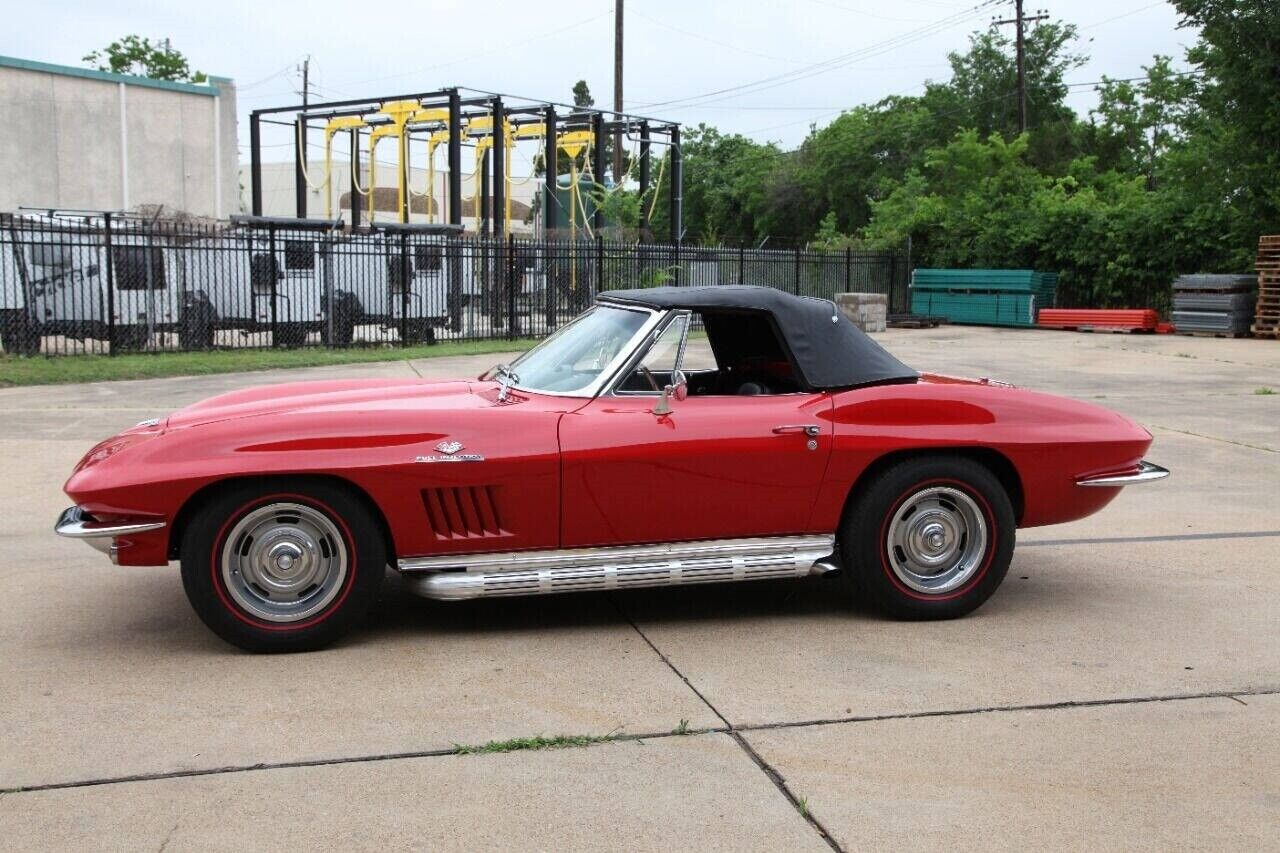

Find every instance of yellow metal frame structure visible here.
[368,101,450,224]
[321,116,366,218]
[298,100,625,239]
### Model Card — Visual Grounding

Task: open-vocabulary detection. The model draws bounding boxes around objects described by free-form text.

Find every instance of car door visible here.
[558,313,834,547]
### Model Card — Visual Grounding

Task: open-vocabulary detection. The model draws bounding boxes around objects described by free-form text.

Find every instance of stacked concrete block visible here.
[835,292,888,332]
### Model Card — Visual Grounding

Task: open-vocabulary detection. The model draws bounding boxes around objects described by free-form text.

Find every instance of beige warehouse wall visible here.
[242,161,540,232]
[0,57,239,218]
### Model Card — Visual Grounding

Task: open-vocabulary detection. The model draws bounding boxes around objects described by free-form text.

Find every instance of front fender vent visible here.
[421,486,507,540]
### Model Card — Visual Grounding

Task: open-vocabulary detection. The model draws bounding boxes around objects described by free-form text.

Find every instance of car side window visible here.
[693,310,804,396]
[616,313,689,394]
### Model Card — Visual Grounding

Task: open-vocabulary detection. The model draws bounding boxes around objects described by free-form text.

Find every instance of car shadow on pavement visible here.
[63,550,1091,654]
[369,572,867,637]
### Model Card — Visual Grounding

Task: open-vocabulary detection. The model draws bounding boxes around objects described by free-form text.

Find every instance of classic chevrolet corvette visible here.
[57,286,1168,652]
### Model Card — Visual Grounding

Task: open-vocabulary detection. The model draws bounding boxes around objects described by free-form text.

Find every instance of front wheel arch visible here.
[840,446,1024,529]
[167,474,396,563]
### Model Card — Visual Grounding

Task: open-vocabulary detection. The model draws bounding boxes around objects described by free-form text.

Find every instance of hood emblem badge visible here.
[415,440,484,464]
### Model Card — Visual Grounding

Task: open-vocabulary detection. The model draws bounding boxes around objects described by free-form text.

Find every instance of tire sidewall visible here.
[181,482,385,652]
[843,457,1015,619]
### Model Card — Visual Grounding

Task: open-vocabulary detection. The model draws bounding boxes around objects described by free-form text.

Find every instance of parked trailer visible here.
[1,215,179,353]
[328,223,467,345]
[178,216,341,348]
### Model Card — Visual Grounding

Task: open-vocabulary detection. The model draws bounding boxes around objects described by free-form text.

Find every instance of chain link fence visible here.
[0,213,907,356]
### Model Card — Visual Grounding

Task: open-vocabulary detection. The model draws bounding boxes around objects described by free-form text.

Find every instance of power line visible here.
[326,11,612,92]
[795,0,934,25]
[1081,0,1169,30]
[632,0,1004,111]
[629,9,801,64]
[736,64,1200,140]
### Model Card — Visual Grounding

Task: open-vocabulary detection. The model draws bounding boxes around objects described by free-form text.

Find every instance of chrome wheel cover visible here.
[220,502,348,623]
[885,486,988,595]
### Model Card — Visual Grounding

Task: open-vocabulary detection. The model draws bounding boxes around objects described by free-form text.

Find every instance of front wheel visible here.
[180,482,386,652]
[841,456,1014,619]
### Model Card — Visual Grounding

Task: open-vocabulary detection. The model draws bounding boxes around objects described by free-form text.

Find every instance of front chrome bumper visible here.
[1076,460,1171,487]
[55,506,166,560]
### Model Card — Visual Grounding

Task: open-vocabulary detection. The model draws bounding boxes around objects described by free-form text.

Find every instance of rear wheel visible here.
[180,482,386,652]
[0,310,41,355]
[275,324,308,348]
[404,319,437,345]
[110,325,149,352]
[841,456,1014,619]
[179,302,216,350]
[324,294,358,347]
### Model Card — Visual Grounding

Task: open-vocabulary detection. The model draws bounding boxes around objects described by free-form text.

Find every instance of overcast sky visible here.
[10,0,1194,164]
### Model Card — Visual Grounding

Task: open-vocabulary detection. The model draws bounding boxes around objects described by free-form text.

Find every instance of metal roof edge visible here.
[0,54,226,96]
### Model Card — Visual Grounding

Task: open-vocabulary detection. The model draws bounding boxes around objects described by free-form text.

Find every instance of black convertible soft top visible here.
[598,285,918,390]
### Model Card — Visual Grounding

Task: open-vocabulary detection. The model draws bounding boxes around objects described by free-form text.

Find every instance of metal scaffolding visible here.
[248,86,683,242]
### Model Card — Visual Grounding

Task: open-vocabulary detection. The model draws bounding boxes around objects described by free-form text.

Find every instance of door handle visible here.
[772,424,820,437]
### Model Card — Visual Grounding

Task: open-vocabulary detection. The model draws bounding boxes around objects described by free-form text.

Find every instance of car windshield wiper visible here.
[493,363,520,402]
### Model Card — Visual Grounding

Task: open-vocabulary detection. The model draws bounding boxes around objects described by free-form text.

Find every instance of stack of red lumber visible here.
[1037,309,1158,332]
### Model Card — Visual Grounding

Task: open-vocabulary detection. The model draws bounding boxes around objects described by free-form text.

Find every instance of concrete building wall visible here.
[0,55,238,218]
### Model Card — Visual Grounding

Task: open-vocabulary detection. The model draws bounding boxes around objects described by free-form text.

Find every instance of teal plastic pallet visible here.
[910,269,1056,327]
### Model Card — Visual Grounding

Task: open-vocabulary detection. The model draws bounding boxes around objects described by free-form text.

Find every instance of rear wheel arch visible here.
[167,474,396,562]
[840,446,1024,528]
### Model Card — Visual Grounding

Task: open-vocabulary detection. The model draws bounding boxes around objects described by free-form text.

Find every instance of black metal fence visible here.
[0,214,908,356]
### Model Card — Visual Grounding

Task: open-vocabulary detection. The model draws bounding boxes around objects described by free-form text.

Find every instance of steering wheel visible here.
[636,365,662,392]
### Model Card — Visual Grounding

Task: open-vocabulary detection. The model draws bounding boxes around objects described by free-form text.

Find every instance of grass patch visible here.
[673,718,691,735]
[452,732,622,755]
[0,338,539,388]
[1256,387,1275,395]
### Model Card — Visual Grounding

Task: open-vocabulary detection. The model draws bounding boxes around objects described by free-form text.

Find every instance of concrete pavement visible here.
[0,327,1277,850]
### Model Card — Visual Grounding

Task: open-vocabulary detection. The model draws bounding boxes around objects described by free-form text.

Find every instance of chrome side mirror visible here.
[653,369,687,416]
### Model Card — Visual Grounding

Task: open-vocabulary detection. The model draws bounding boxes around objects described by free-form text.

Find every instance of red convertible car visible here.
[57,286,1168,652]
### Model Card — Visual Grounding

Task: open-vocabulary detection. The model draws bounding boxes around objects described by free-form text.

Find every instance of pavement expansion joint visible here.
[1151,424,1276,453]
[4,686,1277,803]
[1021,529,1280,547]
[608,595,733,729]
[611,595,843,851]
[733,687,1280,734]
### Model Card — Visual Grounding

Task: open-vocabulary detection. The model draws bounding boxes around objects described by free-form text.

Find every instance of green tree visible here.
[1171,0,1280,265]
[83,35,206,83]
[742,19,1088,245]
[648,125,784,244]
[919,22,1086,172]
[1089,56,1199,185]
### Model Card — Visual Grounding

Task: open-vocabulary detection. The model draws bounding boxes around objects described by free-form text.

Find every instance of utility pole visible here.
[994,2,1048,133]
[296,55,311,219]
[300,55,310,110]
[612,0,624,184]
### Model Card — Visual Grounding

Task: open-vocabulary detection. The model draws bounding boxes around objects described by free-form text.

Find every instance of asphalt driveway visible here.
[1,328,1277,850]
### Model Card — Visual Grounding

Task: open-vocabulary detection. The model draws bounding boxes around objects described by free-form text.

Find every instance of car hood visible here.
[165,378,481,430]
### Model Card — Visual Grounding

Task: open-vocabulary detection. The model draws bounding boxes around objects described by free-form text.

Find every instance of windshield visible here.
[500,305,652,394]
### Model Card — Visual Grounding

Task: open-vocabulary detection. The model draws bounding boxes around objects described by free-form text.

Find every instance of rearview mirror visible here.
[653,369,687,416]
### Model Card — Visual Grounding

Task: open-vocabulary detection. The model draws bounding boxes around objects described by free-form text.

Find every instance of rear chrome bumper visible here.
[1076,460,1170,487]
[55,506,166,561]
